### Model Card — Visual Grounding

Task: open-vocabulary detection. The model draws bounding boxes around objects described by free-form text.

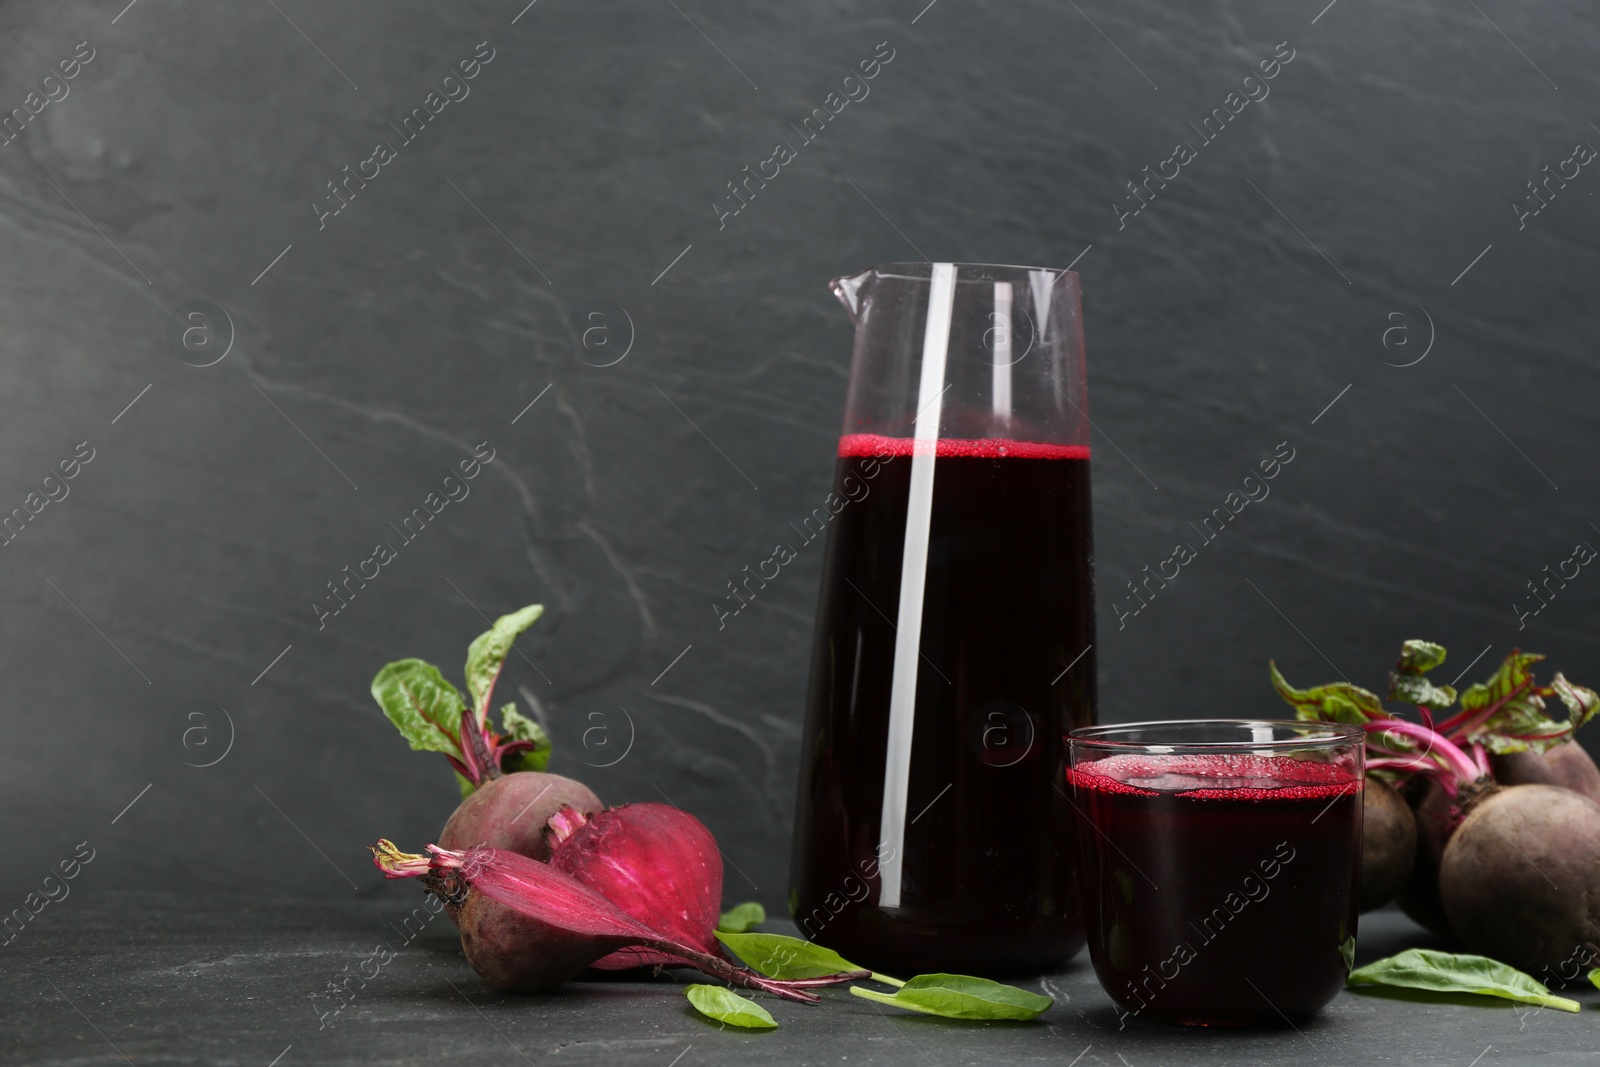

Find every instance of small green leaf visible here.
[1389,674,1457,712]
[715,931,862,980]
[1347,949,1578,1012]
[684,984,777,1029]
[1551,674,1600,733]
[499,703,551,773]
[1396,639,1448,675]
[1588,967,1600,991]
[463,604,544,727]
[370,659,467,758]
[717,902,766,933]
[1269,661,1385,724]
[850,974,1052,1021]
[1388,639,1457,710]
[1339,936,1355,973]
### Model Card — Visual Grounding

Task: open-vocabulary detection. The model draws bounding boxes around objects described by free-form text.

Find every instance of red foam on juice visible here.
[839,433,1090,460]
[1066,752,1359,801]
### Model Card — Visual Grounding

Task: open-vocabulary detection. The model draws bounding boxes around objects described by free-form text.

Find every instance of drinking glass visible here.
[1067,720,1364,1026]
[788,262,1095,975]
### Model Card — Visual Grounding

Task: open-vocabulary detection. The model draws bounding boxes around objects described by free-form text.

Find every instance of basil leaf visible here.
[1388,639,1457,710]
[851,974,1052,1021]
[371,659,466,758]
[1348,949,1578,1012]
[463,604,544,726]
[715,931,862,980]
[717,902,766,933]
[1269,662,1385,724]
[684,984,777,1029]
[499,703,551,773]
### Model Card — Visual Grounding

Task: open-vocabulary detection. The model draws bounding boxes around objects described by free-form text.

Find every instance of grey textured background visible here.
[4,0,1599,921]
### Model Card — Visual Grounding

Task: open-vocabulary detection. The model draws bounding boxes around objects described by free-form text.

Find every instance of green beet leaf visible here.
[463,604,544,727]
[715,931,863,980]
[1388,639,1457,711]
[717,902,766,933]
[371,659,467,759]
[1269,661,1385,724]
[1460,652,1572,754]
[1461,651,1544,711]
[1347,949,1578,1012]
[684,984,778,1029]
[850,974,1052,1021]
[499,703,550,773]
[1551,673,1600,733]
[1470,704,1571,754]
[1395,639,1448,676]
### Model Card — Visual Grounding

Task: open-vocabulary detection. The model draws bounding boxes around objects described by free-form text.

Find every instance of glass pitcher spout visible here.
[829,268,873,324]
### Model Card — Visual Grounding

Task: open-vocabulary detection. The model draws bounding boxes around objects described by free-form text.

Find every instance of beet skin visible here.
[1397,777,1457,937]
[456,888,631,992]
[438,772,600,929]
[1490,743,1600,805]
[1360,775,1417,912]
[439,772,601,859]
[1440,784,1600,979]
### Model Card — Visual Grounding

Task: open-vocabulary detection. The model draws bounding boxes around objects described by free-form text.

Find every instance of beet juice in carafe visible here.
[788,263,1097,975]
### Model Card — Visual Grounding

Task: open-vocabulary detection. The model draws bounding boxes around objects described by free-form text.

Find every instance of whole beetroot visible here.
[1491,742,1600,805]
[1440,784,1600,977]
[1397,776,1459,937]
[1360,775,1416,912]
[547,802,724,969]
[440,772,601,859]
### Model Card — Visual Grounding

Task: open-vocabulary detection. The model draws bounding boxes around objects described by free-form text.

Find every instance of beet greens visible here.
[1271,640,1598,797]
[370,603,551,793]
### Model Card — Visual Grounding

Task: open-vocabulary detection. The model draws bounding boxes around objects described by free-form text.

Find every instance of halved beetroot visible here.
[545,802,724,969]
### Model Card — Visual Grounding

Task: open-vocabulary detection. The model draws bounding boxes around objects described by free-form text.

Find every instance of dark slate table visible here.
[5,891,1592,1066]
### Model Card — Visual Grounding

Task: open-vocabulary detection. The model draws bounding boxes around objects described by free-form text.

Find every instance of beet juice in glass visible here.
[1067,720,1364,1026]
[788,263,1096,975]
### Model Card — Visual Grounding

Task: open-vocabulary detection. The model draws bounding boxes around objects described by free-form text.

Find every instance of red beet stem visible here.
[458,707,502,784]
[1362,718,1480,786]
[369,840,862,1003]
[545,805,588,848]
[1433,678,1534,739]
[493,738,541,772]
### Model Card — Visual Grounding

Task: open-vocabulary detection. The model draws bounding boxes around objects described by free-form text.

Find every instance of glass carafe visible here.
[788,262,1098,975]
